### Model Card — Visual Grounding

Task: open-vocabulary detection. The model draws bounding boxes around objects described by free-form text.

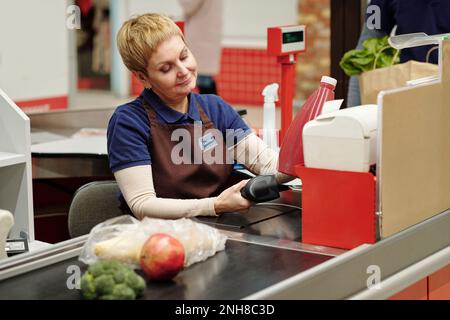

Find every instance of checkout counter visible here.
[1,102,450,300]
[0,192,449,299]
[1,97,449,300]
[2,108,450,300]
[0,128,449,299]
[1,35,450,301]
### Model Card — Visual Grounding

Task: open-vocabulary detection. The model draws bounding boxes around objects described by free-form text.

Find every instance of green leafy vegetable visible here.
[339,36,400,76]
[80,260,146,300]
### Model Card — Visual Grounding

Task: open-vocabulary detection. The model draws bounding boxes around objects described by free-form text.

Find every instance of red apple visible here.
[140,233,185,281]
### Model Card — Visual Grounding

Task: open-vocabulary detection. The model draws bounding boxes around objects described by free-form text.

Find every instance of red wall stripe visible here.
[15,95,68,113]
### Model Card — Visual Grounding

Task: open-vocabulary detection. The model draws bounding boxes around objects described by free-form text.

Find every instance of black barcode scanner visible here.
[240,175,290,203]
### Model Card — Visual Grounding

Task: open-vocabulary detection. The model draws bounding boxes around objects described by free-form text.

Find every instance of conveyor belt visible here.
[195,189,302,241]
[2,206,448,300]
[0,239,332,300]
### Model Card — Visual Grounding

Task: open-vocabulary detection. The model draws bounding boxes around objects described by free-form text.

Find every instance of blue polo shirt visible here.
[107,89,251,173]
[368,0,450,64]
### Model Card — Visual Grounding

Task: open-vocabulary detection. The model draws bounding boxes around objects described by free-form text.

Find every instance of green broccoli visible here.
[111,284,136,300]
[124,269,146,295]
[80,260,146,300]
[80,273,96,300]
[93,274,115,296]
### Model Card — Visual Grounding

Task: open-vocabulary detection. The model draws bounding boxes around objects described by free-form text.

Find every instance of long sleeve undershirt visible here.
[114,133,294,219]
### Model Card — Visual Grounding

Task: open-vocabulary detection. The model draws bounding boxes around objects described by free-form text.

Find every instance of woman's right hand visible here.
[214,180,253,214]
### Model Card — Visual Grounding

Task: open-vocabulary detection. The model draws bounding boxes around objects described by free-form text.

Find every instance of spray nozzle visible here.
[262,83,279,103]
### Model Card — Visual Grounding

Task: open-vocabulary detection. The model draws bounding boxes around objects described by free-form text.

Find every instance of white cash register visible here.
[303,105,378,172]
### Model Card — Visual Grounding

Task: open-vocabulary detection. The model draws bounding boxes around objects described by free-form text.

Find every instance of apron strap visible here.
[196,100,212,124]
[140,97,159,125]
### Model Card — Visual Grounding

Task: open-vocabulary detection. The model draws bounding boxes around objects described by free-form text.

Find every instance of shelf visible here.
[28,240,52,254]
[0,152,27,168]
[0,88,33,240]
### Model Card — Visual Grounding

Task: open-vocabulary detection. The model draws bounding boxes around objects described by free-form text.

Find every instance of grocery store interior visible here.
[0,0,449,300]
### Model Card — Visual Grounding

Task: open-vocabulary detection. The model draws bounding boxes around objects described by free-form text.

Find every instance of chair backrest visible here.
[68,180,124,238]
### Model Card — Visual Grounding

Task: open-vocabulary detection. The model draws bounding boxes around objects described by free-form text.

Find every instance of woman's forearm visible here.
[233,133,294,183]
[114,165,217,219]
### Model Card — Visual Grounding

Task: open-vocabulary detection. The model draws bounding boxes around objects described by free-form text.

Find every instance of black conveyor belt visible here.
[0,240,331,300]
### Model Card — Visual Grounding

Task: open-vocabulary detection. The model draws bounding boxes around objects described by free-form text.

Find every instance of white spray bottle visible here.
[262,83,279,151]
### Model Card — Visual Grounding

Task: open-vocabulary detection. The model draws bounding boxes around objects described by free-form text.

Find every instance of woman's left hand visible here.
[214,180,253,214]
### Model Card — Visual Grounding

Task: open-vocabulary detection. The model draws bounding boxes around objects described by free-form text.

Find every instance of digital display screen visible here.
[283,31,304,44]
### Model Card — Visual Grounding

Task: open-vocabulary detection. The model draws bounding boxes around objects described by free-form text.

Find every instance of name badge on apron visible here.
[199,132,218,151]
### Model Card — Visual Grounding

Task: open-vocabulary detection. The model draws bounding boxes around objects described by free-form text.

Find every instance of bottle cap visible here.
[321,76,337,87]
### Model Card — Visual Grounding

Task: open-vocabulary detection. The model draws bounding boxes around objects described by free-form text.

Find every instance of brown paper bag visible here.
[359,60,438,104]
[359,60,439,105]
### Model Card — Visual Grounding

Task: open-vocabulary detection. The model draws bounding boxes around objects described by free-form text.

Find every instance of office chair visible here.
[68,180,124,238]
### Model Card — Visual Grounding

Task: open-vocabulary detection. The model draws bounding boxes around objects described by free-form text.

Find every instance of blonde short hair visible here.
[117,13,184,75]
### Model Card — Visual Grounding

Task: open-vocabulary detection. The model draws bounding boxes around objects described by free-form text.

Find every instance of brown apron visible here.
[142,96,234,199]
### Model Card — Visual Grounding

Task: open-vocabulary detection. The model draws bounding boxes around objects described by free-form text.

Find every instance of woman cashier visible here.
[108,13,292,219]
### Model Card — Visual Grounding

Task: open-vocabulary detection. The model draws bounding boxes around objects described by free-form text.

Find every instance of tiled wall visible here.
[216,0,331,107]
[215,48,282,107]
[297,0,331,102]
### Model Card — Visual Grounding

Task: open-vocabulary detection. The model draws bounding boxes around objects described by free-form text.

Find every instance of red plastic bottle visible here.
[278,76,337,176]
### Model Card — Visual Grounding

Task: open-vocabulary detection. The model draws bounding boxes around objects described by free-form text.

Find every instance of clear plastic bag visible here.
[79,215,227,268]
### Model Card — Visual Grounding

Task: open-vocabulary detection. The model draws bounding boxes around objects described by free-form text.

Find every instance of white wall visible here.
[126,0,298,48]
[128,0,182,19]
[0,0,297,102]
[223,0,298,48]
[0,0,69,101]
